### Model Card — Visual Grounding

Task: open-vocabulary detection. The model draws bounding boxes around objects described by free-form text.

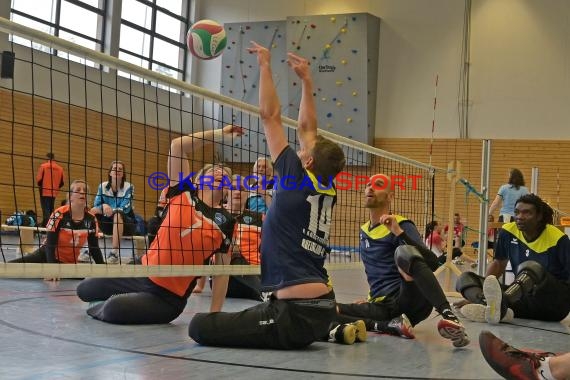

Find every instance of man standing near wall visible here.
[36,152,65,227]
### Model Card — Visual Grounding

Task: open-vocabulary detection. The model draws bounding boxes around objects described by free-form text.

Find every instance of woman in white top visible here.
[489,168,529,222]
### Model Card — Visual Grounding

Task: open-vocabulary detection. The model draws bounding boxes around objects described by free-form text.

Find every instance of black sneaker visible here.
[384,314,415,339]
[328,323,356,345]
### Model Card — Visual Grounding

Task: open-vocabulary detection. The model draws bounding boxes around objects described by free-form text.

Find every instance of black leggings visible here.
[76,277,188,324]
[226,275,263,301]
[463,272,570,322]
[9,247,48,263]
[337,279,433,327]
[189,291,337,349]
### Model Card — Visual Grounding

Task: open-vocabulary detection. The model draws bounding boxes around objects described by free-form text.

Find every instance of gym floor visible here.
[1,239,569,379]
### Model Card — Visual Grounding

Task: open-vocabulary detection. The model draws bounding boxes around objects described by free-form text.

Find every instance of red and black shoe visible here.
[479,330,555,380]
[386,314,415,339]
[370,314,415,339]
[437,308,470,347]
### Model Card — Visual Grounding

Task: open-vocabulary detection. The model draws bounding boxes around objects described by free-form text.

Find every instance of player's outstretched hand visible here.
[247,41,271,66]
[222,124,244,137]
[287,52,310,80]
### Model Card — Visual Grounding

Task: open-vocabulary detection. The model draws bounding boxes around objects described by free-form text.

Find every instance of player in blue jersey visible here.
[457,193,570,324]
[335,174,470,347]
[188,42,361,349]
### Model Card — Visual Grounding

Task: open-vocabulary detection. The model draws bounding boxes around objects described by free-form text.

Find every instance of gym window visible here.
[10,0,106,67]
[118,0,190,86]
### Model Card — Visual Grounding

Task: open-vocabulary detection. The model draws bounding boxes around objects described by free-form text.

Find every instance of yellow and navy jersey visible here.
[496,222,570,281]
[359,216,426,302]
[260,146,335,292]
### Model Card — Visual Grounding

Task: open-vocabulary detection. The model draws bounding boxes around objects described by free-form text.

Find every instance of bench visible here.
[100,234,147,257]
[1,224,47,254]
[1,224,147,257]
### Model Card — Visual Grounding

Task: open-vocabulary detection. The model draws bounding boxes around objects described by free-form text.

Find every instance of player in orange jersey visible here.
[10,179,103,266]
[76,125,243,324]
[224,174,264,301]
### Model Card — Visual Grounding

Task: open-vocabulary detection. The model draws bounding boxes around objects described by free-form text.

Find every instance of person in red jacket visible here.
[36,152,65,227]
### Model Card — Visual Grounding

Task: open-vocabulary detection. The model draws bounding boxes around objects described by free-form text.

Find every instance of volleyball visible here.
[187,19,227,60]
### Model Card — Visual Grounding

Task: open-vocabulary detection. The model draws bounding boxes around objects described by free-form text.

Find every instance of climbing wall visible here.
[219,21,287,163]
[220,13,380,165]
[286,13,379,165]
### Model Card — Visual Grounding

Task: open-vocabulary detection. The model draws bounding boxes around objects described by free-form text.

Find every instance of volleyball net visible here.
[0,17,444,278]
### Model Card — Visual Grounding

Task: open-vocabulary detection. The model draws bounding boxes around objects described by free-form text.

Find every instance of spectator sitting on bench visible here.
[90,161,136,264]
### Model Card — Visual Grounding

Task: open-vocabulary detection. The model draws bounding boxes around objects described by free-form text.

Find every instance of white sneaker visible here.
[461,304,514,323]
[460,304,486,322]
[501,308,514,323]
[77,248,91,263]
[483,275,503,324]
[106,251,119,264]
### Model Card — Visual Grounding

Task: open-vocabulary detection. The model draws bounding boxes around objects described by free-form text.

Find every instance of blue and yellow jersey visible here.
[496,222,570,281]
[260,146,336,292]
[359,216,426,302]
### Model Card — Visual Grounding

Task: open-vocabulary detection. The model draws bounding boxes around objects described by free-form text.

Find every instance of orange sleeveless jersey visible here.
[46,205,99,263]
[142,189,235,297]
[234,210,264,265]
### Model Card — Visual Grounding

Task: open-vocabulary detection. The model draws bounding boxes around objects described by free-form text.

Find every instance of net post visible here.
[434,160,462,297]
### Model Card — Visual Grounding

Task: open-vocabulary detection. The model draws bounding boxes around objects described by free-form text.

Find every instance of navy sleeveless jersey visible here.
[260,146,337,292]
[359,216,426,301]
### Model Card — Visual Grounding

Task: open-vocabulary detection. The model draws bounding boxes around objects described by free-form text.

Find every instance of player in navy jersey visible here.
[334,174,470,347]
[457,193,570,324]
[188,42,361,349]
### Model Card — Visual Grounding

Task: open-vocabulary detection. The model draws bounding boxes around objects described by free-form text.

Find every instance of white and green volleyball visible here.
[187,19,227,60]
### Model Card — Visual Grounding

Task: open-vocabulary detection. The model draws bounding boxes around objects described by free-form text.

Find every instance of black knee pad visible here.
[455,271,484,296]
[516,260,547,289]
[394,245,424,275]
